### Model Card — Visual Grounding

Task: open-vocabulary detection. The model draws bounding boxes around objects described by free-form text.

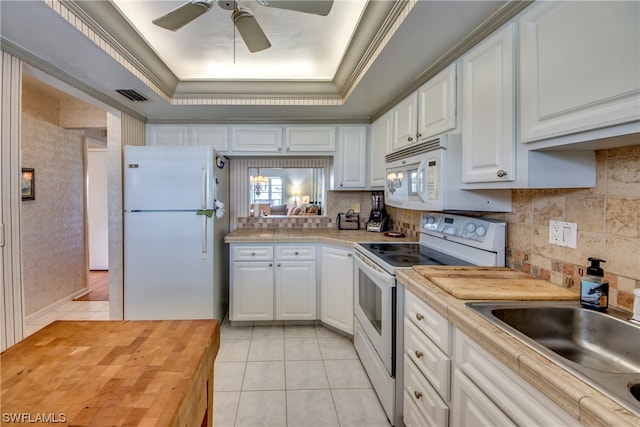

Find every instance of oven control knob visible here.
[465,223,476,233]
[475,226,487,237]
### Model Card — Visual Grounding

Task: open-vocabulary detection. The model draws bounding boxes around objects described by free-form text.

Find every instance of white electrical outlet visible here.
[549,220,578,248]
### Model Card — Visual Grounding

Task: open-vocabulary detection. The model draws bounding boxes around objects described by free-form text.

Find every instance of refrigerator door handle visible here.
[201,163,207,209]
[201,214,207,259]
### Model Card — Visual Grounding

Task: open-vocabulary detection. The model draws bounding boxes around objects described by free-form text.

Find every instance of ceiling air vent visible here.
[115,89,148,102]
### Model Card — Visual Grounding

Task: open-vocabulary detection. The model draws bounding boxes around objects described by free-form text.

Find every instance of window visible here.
[251,176,283,205]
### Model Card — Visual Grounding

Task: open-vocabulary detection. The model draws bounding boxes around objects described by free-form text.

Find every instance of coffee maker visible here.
[366,191,389,232]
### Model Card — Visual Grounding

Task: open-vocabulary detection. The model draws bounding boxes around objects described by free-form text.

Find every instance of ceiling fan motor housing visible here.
[217,0,237,11]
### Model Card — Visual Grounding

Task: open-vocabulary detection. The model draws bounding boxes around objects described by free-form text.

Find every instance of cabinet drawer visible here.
[404,319,450,400]
[232,245,273,261]
[404,354,449,427]
[405,290,451,354]
[275,245,316,261]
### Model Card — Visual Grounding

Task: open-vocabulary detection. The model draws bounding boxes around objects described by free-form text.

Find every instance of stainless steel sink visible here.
[466,301,640,415]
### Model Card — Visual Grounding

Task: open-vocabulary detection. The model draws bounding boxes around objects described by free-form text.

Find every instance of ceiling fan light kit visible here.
[152,0,333,52]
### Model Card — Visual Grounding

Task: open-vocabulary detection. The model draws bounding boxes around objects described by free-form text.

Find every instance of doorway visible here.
[75,143,110,302]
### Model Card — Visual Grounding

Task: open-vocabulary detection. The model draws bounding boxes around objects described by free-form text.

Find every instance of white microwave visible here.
[384,134,511,212]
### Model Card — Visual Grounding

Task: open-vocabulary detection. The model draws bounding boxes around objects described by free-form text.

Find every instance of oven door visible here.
[354,250,395,375]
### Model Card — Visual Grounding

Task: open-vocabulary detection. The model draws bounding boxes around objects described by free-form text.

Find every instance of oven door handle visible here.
[355,254,394,286]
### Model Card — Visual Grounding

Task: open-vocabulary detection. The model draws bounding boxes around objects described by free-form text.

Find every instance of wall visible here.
[20,84,87,316]
[506,145,640,312]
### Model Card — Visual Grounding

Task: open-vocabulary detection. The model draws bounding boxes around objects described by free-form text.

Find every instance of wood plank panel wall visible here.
[1,51,24,350]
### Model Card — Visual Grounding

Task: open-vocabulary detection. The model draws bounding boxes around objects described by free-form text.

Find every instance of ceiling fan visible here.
[152,0,334,53]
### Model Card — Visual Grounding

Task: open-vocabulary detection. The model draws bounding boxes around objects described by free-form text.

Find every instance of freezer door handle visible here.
[201,163,207,209]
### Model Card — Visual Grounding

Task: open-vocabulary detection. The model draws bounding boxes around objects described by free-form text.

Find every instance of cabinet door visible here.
[461,23,515,183]
[285,126,336,152]
[320,246,354,334]
[146,124,189,146]
[231,126,283,152]
[417,63,457,140]
[190,125,229,152]
[519,1,640,143]
[451,369,515,427]
[231,261,274,321]
[370,112,392,187]
[335,126,367,189]
[392,92,418,152]
[275,261,316,320]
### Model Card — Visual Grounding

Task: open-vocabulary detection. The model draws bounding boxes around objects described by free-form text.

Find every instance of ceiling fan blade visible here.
[232,8,271,53]
[153,1,213,31]
[259,1,333,16]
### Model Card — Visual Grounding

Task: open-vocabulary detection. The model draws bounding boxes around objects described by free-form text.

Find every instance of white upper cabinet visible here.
[417,64,457,141]
[146,124,229,152]
[147,124,189,146]
[334,126,367,189]
[461,23,516,184]
[230,125,337,154]
[285,126,336,152]
[190,125,229,152]
[392,64,457,152]
[231,126,283,152]
[519,1,640,145]
[392,92,419,152]
[370,110,392,187]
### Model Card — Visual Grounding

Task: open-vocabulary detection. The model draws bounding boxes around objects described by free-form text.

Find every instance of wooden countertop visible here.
[224,228,419,246]
[1,320,220,426]
[397,269,640,427]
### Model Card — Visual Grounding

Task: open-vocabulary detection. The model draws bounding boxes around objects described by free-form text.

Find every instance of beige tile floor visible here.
[24,305,390,427]
[23,300,110,337]
[215,322,391,427]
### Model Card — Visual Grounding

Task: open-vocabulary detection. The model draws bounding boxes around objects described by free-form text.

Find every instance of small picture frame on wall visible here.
[21,168,35,201]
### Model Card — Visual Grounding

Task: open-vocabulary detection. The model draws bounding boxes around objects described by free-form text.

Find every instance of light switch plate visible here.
[549,220,578,248]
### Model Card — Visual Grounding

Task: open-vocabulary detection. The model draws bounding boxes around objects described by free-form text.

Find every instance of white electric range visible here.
[353,212,506,426]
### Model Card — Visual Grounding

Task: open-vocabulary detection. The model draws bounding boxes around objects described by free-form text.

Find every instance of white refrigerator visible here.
[124,146,229,320]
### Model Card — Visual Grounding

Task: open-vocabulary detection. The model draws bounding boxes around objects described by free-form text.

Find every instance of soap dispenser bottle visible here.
[580,257,609,311]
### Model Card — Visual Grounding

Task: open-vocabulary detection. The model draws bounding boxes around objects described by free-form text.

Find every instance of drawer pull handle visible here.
[415,350,424,358]
[416,313,424,321]
[251,252,256,256]
[277,263,281,267]
[414,390,423,399]
[268,263,273,267]
[294,251,299,255]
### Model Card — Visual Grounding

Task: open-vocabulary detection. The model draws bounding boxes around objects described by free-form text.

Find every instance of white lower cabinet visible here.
[402,288,581,427]
[451,369,515,427]
[230,244,316,321]
[451,328,582,427]
[403,289,452,426]
[320,246,354,334]
[275,260,316,320]
[230,245,274,321]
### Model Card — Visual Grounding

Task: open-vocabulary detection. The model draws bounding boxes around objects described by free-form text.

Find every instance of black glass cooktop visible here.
[357,243,472,268]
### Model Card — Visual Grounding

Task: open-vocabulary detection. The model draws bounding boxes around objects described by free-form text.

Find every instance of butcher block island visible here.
[1,320,220,426]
